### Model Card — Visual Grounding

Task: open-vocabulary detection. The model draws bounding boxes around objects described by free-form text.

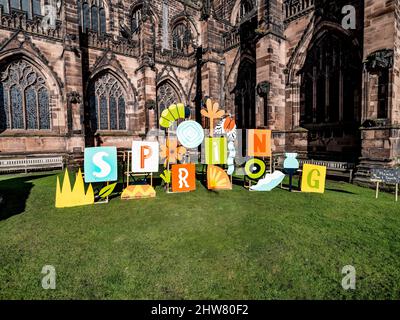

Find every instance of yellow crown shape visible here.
[55,169,94,208]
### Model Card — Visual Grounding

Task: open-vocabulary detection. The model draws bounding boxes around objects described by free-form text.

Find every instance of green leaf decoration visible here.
[99,183,117,199]
[160,170,171,184]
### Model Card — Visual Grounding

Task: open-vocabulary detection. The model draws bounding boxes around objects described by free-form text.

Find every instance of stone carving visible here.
[365,49,394,73]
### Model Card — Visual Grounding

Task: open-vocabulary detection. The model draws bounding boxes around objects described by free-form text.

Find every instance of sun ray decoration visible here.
[207,165,232,190]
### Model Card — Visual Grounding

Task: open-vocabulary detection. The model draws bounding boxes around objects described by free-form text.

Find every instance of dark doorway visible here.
[235,58,256,129]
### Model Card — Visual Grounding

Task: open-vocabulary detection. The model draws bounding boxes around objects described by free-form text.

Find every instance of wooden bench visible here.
[0,155,64,174]
[273,155,355,183]
[299,159,355,183]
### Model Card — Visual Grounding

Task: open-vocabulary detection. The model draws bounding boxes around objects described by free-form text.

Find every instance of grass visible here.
[0,170,399,299]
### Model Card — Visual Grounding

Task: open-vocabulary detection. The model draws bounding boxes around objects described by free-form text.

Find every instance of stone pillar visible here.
[64,0,85,154]
[355,0,399,185]
[255,0,286,152]
[199,17,224,105]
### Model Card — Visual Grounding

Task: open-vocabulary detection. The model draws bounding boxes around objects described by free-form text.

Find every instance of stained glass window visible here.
[38,87,50,129]
[0,0,9,14]
[0,60,51,130]
[91,6,98,31]
[172,23,191,53]
[89,73,127,131]
[5,0,43,17]
[22,0,31,18]
[99,8,106,34]
[131,7,142,32]
[157,82,180,114]
[10,0,19,10]
[32,0,41,16]
[79,1,106,34]
[83,2,90,31]
[10,86,23,129]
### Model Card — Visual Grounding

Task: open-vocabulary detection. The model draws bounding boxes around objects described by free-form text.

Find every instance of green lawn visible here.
[0,171,399,299]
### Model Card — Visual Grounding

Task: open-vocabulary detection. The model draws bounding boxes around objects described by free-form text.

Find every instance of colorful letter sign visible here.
[301,164,327,193]
[171,164,196,193]
[205,137,227,164]
[84,147,118,183]
[247,129,272,157]
[132,141,159,172]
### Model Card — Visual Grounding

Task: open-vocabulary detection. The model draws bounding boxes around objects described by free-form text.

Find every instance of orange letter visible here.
[140,145,152,169]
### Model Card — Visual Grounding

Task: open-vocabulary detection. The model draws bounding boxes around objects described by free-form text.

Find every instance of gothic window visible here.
[32,0,40,16]
[377,69,389,119]
[3,0,43,18]
[0,60,51,130]
[82,2,90,31]
[131,6,142,32]
[300,32,361,125]
[172,23,191,54]
[79,0,106,34]
[91,5,98,31]
[157,81,180,120]
[88,73,127,131]
[99,7,106,34]
[235,0,254,24]
[240,0,253,18]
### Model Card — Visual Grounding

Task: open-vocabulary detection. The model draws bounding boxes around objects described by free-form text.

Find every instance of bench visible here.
[299,159,355,183]
[273,155,355,183]
[0,155,64,174]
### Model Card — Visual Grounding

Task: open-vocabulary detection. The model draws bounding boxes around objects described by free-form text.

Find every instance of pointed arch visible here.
[0,57,58,131]
[87,70,129,132]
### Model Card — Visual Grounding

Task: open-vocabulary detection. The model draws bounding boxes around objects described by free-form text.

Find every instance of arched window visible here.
[235,0,254,24]
[172,23,191,53]
[131,6,142,32]
[240,0,254,18]
[79,0,106,34]
[0,60,51,130]
[157,81,180,122]
[88,73,126,131]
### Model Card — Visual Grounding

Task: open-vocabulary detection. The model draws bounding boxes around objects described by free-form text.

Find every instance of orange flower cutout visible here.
[201,98,225,137]
[160,138,187,166]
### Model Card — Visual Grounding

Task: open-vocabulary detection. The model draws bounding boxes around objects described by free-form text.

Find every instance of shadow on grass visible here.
[326,188,356,195]
[0,174,53,221]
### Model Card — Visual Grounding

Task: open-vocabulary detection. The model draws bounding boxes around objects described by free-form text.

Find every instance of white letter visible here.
[41,265,56,290]
[178,168,189,188]
[213,141,220,163]
[342,5,356,30]
[92,151,111,178]
[341,265,356,290]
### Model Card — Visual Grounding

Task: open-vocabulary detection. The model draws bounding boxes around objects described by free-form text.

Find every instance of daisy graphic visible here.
[160,138,187,167]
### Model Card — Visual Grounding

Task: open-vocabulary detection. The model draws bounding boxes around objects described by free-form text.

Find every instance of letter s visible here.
[92,151,111,178]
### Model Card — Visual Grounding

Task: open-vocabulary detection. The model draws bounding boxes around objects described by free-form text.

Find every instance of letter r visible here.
[178,168,189,188]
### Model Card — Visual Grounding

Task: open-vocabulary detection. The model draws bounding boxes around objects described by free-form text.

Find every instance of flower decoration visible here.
[200,98,225,137]
[160,138,187,166]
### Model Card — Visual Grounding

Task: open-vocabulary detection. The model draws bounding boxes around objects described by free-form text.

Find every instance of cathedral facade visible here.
[0,0,399,182]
